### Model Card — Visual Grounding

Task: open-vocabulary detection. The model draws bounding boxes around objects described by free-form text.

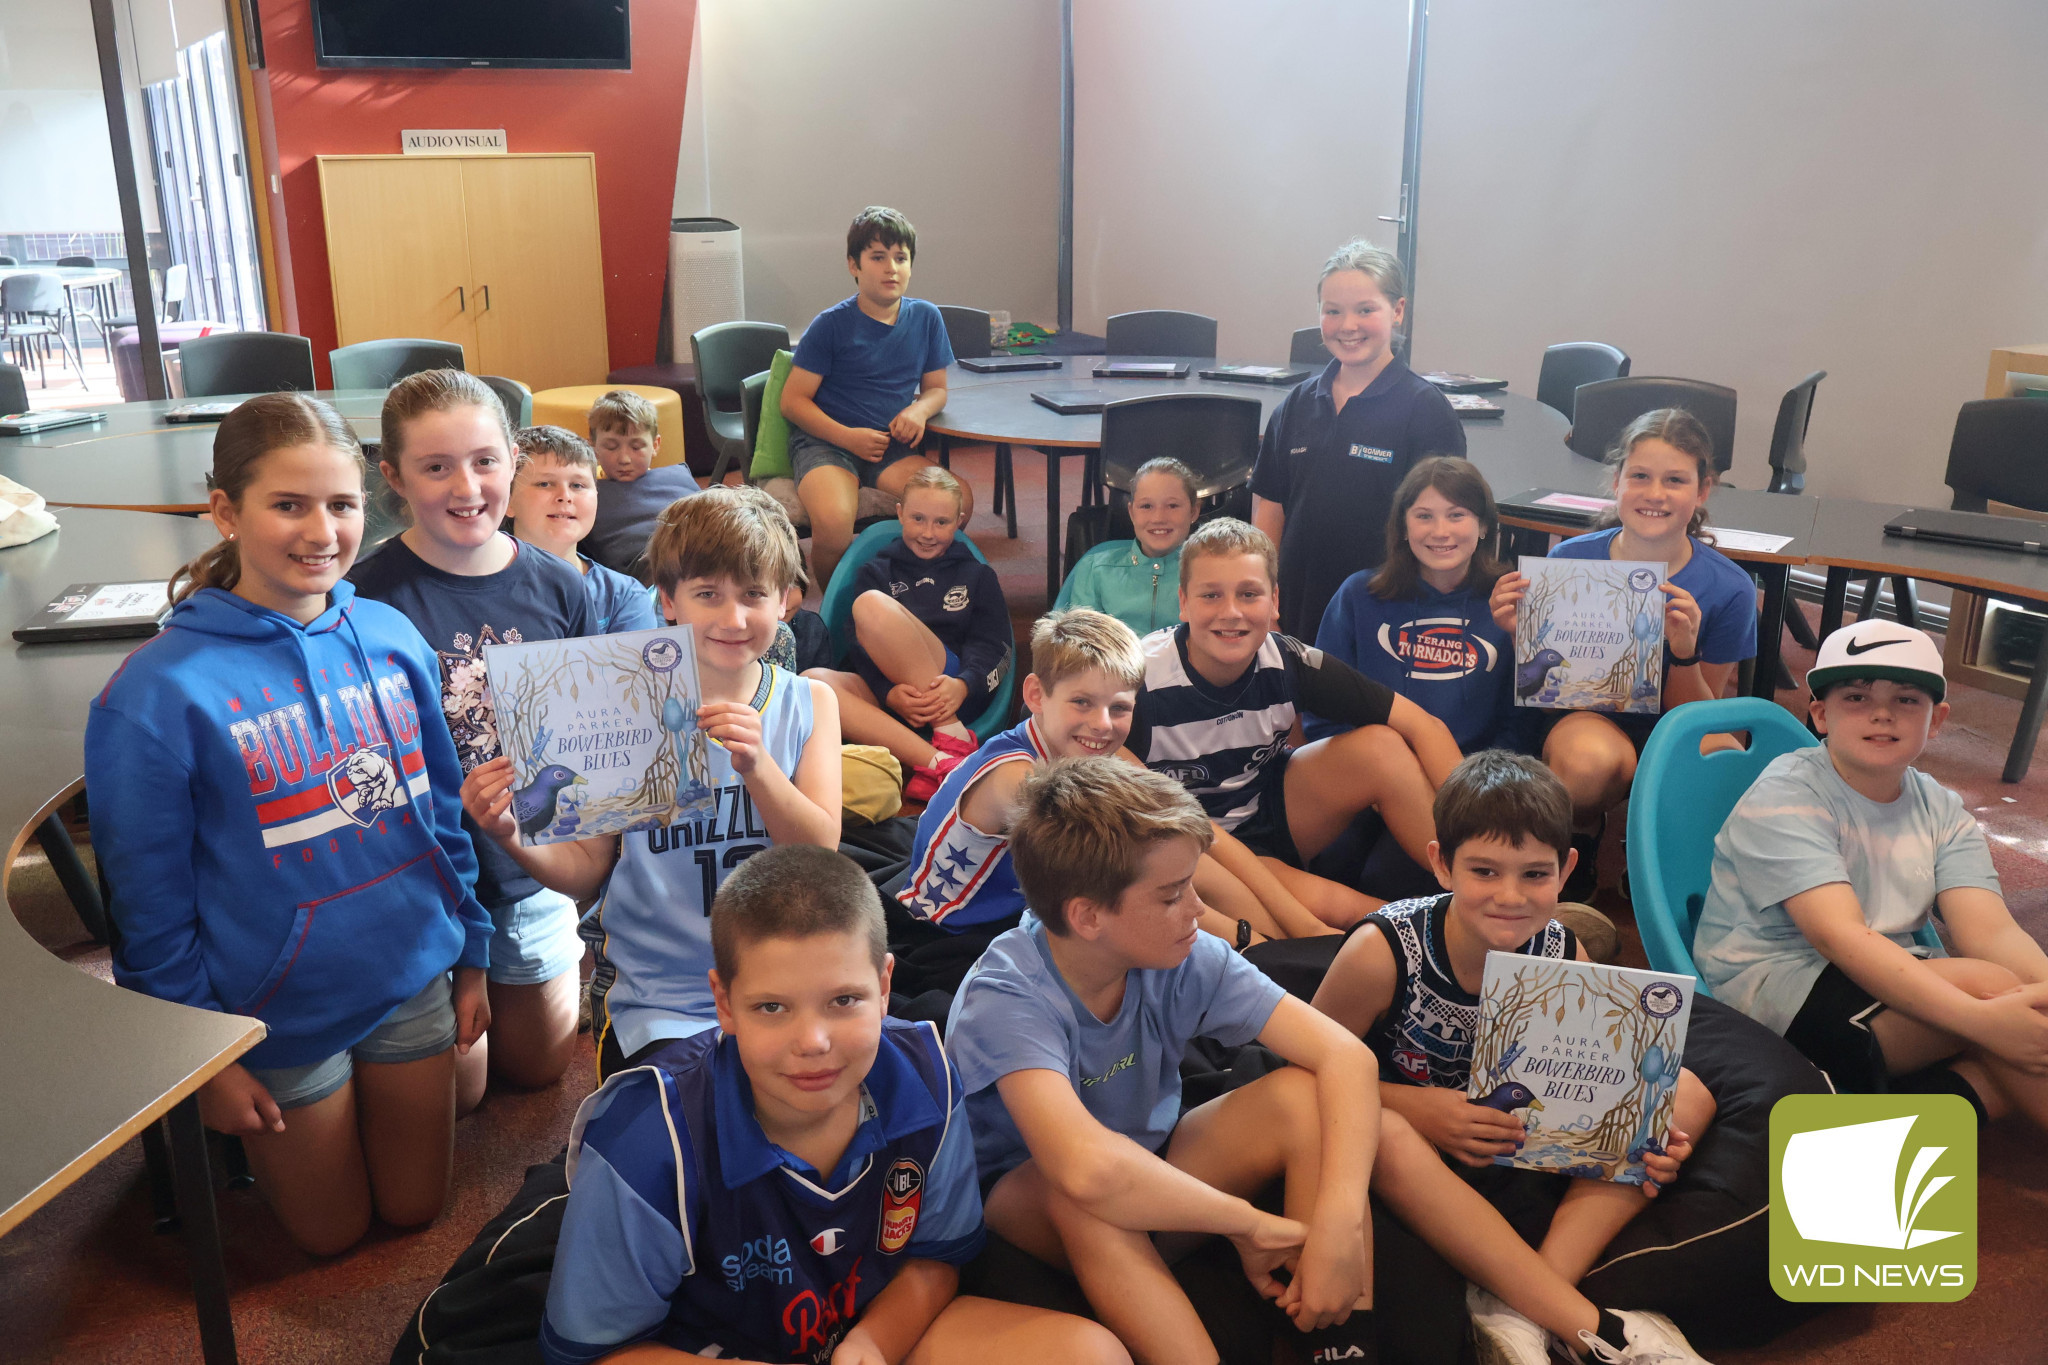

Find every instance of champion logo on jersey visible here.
[878,1158,923,1254]
[810,1228,846,1255]
[1347,443,1394,463]
[1379,619,1497,680]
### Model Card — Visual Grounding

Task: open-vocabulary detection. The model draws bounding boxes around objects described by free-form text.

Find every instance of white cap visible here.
[1807,620,1945,702]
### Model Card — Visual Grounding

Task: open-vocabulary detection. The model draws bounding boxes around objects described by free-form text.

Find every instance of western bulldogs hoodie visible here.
[85,582,491,1069]
[851,537,1012,710]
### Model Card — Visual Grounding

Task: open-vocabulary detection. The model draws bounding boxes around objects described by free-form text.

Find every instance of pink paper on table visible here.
[1533,492,1616,513]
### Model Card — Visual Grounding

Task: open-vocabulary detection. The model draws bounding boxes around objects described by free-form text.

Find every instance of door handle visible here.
[457,285,466,311]
[480,285,491,312]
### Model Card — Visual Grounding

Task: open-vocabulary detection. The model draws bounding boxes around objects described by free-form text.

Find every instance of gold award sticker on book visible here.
[1513,556,1666,713]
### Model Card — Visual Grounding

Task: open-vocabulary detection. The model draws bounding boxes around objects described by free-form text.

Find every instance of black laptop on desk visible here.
[1883,507,2048,556]
[1031,388,1116,415]
[958,355,1062,373]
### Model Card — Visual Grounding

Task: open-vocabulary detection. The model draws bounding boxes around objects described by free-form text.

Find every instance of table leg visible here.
[167,1095,239,1365]
[1818,567,1851,640]
[2001,625,2048,783]
[1752,565,1789,700]
[33,811,108,943]
[1045,448,1062,603]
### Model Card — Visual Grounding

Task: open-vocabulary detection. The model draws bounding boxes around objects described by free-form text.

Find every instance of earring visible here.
[227,533,236,542]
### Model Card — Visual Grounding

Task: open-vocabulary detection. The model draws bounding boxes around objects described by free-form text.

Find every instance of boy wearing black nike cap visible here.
[1694,621,2048,1133]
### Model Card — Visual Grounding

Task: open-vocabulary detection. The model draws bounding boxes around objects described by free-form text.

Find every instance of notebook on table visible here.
[1197,364,1311,386]
[0,410,105,436]
[958,355,1062,373]
[1498,489,1614,527]
[14,580,173,643]
[1883,507,2048,556]
[1447,394,1504,418]
[1030,388,1116,415]
[1092,361,1191,379]
[1418,371,1509,393]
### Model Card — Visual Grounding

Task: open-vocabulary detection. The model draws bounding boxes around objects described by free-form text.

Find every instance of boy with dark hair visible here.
[780,205,963,587]
[1694,621,2048,1130]
[510,425,661,634]
[541,845,1122,1365]
[584,390,701,580]
[1314,750,1714,1363]
[949,758,1682,1365]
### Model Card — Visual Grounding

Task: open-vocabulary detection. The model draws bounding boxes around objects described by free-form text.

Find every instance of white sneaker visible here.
[1467,1285,1552,1365]
[1575,1309,1711,1363]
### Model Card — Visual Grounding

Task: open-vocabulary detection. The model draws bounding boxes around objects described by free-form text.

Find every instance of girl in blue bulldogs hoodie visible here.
[1308,457,1533,754]
[86,394,490,1258]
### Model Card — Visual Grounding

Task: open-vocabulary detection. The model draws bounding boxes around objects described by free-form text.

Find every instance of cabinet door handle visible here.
[457,285,466,311]
[480,284,491,312]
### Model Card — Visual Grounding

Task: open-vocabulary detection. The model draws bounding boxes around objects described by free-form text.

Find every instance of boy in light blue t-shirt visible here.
[509,425,661,635]
[1694,621,2048,1131]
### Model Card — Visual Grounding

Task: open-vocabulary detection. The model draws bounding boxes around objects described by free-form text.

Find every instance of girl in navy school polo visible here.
[1250,239,1465,639]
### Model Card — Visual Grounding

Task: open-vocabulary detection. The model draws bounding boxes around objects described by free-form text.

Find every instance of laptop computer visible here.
[0,409,106,436]
[1030,388,1116,415]
[15,580,173,644]
[1883,507,2048,556]
[166,402,242,423]
[958,355,1062,373]
[1092,361,1191,379]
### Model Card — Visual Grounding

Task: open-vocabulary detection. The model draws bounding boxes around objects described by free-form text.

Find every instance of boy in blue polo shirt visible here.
[780,205,962,587]
[541,845,1118,1365]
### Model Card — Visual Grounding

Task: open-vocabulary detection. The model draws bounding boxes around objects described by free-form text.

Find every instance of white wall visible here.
[1072,0,1412,361]
[0,1,124,234]
[678,0,1063,337]
[1418,0,2048,508]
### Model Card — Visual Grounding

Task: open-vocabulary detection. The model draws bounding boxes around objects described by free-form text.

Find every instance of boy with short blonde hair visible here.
[508,425,659,634]
[583,389,700,580]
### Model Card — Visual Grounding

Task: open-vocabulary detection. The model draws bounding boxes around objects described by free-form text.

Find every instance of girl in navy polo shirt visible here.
[1490,409,1757,899]
[1251,239,1465,638]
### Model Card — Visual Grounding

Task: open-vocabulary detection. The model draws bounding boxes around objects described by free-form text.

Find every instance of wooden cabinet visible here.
[317,153,609,390]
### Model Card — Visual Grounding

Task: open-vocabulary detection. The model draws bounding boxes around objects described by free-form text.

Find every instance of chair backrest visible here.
[177,331,317,397]
[1104,310,1218,358]
[741,369,769,458]
[1099,392,1261,500]
[1942,397,2048,514]
[328,337,466,390]
[163,262,189,319]
[1567,375,1737,473]
[55,255,96,268]
[1289,326,1327,365]
[818,519,1017,740]
[2,271,65,314]
[0,361,26,415]
[937,305,994,361]
[690,321,790,416]
[0,256,16,266]
[1536,341,1630,419]
[480,375,533,428]
[1764,370,1826,494]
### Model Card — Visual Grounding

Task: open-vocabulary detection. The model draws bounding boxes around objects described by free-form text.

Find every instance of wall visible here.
[0,1,124,235]
[253,0,695,385]
[1418,0,2048,508]
[678,0,1061,338]
[1072,0,1412,361]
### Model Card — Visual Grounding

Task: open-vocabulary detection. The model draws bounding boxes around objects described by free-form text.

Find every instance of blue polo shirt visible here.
[1250,357,1466,637]
[541,1021,984,1365]
[792,296,954,433]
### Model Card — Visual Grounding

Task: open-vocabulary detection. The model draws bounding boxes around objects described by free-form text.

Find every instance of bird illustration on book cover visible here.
[1513,557,1665,713]
[1470,954,1694,1185]
[483,625,715,845]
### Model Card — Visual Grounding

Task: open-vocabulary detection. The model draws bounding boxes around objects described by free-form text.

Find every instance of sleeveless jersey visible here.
[1362,894,1575,1091]
[902,717,1048,929]
[592,665,814,1058]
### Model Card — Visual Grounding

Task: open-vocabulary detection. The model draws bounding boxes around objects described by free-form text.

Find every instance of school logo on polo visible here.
[1769,1095,1976,1302]
[942,586,970,612]
[878,1158,923,1254]
[1347,443,1394,463]
[1380,620,1496,679]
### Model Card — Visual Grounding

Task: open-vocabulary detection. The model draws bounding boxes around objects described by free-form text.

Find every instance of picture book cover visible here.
[1513,555,1666,713]
[482,625,716,845]
[1470,953,1695,1186]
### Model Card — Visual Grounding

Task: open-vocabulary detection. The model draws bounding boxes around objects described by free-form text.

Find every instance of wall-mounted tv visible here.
[312,0,631,70]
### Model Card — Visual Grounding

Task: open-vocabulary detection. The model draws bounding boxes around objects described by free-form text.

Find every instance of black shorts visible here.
[1229,757,1303,868]
[1784,964,1990,1125]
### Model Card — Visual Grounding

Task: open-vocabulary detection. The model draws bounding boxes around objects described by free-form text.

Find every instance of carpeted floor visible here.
[5,443,2045,1363]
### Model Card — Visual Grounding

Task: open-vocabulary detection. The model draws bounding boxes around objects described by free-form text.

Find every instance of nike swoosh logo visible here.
[1843,639,1902,656]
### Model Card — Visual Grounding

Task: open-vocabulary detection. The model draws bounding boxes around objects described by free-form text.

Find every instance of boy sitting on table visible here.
[779,205,964,588]
[1692,621,2048,1132]
[508,425,661,634]
[583,390,701,580]
[540,844,1120,1365]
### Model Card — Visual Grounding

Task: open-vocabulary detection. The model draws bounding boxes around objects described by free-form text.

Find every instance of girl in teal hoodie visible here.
[85,394,491,1257]
[1054,457,1200,638]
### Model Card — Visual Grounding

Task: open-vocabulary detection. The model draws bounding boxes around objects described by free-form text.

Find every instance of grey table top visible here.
[930,356,1300,448]
[1807,498,2048,604]
[0,508,264,1237]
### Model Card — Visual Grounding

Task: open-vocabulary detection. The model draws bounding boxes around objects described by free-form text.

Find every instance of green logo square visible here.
[1769,1093,1976,1302]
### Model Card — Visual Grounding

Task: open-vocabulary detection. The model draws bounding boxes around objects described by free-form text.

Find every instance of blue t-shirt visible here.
[586,465,700,578]
[947,917,1286,1179]
[541,1021,983,1365]
[348,534,595,908]
[791,296,954,434]
[578,554,661,634]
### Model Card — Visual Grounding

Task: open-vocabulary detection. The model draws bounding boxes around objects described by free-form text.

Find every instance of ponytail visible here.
[171,393,366,604]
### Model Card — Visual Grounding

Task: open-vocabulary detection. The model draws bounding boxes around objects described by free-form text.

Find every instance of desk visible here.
[1,508,263,1363]
[1808,499,2048,780]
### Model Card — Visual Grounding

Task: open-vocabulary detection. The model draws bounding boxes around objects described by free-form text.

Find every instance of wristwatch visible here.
[1235,918,1254,952]
[1667,649,1702,668]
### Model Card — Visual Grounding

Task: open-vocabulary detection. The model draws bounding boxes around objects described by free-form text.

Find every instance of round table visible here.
[0,265,125,369]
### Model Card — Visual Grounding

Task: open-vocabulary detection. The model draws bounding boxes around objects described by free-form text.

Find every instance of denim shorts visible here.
[487,886,583,986]
[789,427,921,489]
[246,973,456,1110]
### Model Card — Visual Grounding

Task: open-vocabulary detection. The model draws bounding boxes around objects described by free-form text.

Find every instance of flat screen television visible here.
[312,0,631,70]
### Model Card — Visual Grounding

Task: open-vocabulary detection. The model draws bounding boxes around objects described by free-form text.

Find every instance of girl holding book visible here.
[1489,408,1756,900]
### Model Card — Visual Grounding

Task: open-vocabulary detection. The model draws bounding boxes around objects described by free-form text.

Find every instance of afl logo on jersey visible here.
[878,1158,923,1254]
[1379,619,1497,680]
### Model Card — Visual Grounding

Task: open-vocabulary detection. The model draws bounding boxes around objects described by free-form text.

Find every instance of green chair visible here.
[480,374,533,428]
[1626,697,1942,992]
[818,519,1016,741]
[329,337,464,390]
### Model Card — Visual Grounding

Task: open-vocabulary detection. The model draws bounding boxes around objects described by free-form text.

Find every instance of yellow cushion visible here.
[529,385,687,469]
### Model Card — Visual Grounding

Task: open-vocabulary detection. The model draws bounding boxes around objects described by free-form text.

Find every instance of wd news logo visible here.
[1769,1094,1976,1302]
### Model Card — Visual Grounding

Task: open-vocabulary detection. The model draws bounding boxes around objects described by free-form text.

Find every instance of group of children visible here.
[74,209,2048,1365]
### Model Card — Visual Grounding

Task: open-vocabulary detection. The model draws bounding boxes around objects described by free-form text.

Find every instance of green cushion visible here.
[750,350,797,482]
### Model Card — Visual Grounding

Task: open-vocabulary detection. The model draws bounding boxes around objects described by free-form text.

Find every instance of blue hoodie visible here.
[1308,569,1535,754]
[85,582,491,1069]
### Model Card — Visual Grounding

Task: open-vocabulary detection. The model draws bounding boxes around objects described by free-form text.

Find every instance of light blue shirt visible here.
[947,916,1285,1178]
[578,554,661,635]
[1692,745,1999,1033]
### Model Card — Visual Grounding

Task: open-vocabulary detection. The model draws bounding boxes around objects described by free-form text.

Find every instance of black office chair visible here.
[1290,326,1327,365]
[329,338,465,390]
[690,321,790,485]
[0,360,27,415]
[1,273,83,387]
[54,254,95,267]
[1756,371,1832,679]
[937,305,993,362]
[1566,376,1737,473]
[0,255,16,266]
[480,375,533,428]
[1100,392,1260,499]
[1105,310,1218,358]
[178,331,317,397]
[1536,342,1630,420]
